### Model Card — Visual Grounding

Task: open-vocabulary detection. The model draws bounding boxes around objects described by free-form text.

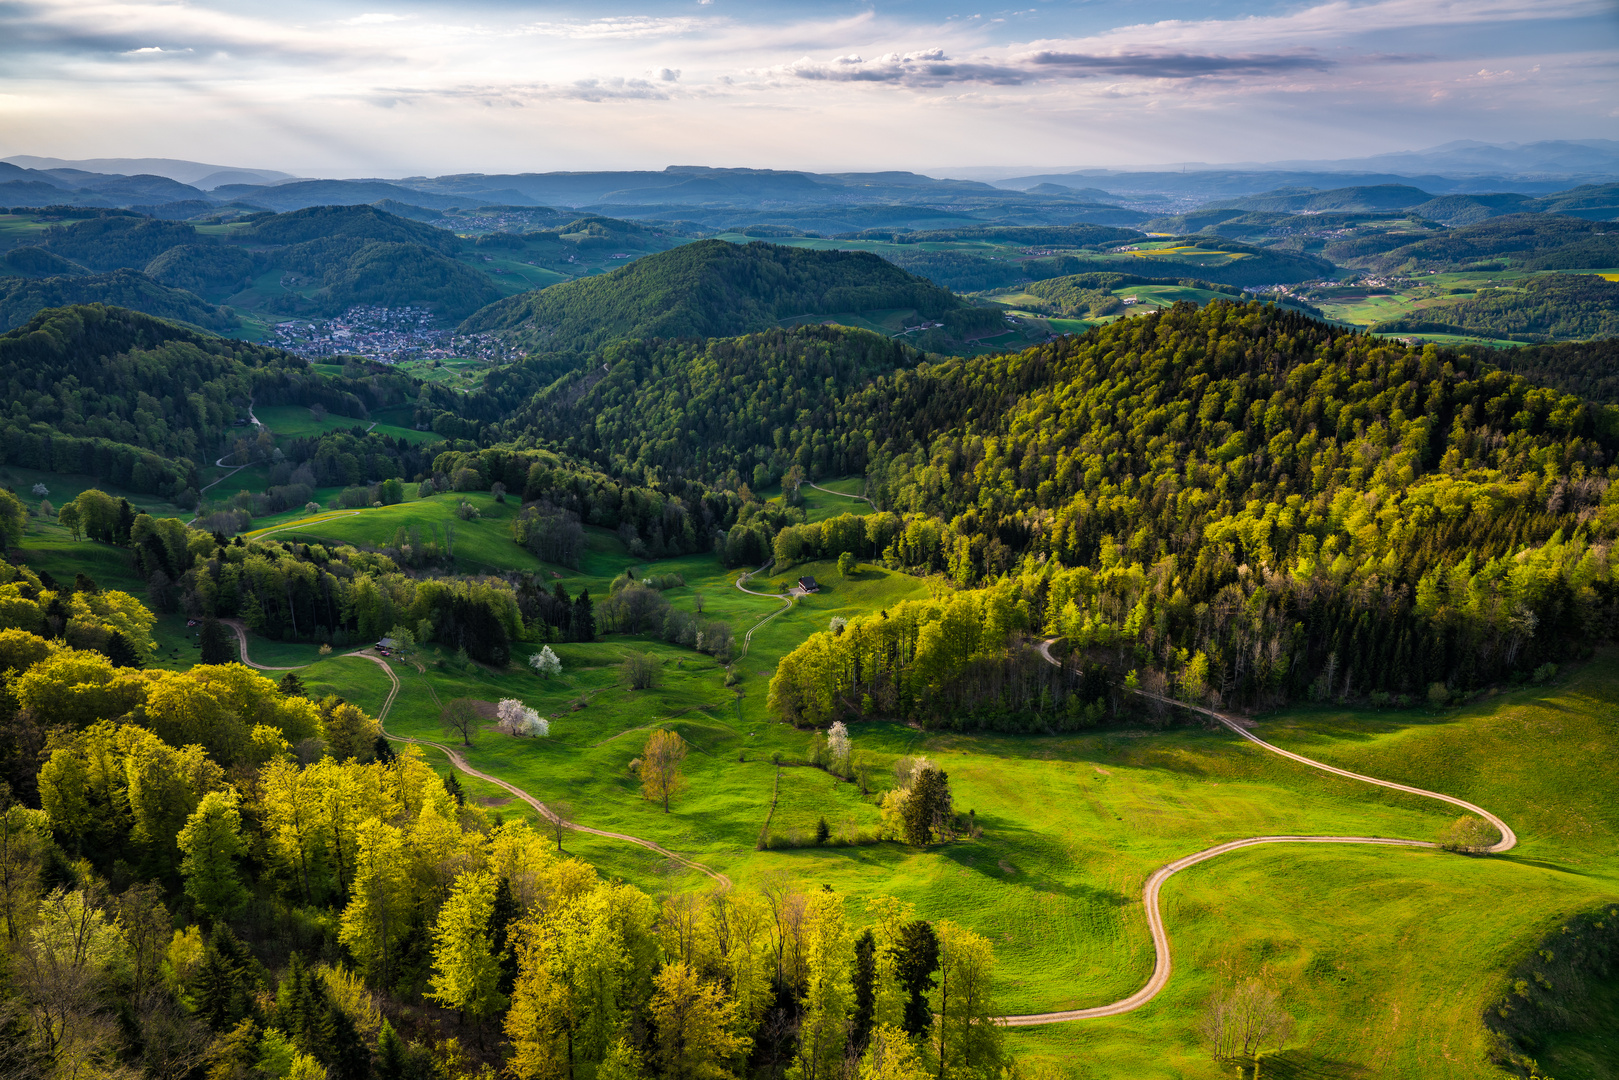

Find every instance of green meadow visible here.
[253,404,442,445]
[28,472,1615,1076]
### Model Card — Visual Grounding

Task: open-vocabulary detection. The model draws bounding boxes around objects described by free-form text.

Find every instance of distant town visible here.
[267,305,523,365]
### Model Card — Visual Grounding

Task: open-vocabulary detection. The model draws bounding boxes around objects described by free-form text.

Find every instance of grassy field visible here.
[243,489,555,575]
[354,608,1619,1078]
[0,213,53,245]
[456,251,569,296]
[393,357,495,391]
[22,459,1618,1075]
[0,463,190,519]
[213,497,1619,1074]
[253,404,441,445]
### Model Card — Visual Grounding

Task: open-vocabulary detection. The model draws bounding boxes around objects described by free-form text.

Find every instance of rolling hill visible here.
[460,238,998,353]
[1354,214,1619,271]
[1373,273,1619,341]
[0,270,238,333]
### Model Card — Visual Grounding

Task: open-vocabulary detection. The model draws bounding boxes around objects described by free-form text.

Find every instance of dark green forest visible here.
[0,271,239,333]
[0,305,425,500]
[1494,338,1619,404]
[459,240,979,352]
[457,298,1619,716]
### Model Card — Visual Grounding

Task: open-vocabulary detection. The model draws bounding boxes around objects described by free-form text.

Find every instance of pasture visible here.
[52,471,1618,1076]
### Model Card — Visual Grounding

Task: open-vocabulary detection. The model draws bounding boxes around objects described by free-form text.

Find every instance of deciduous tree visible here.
[640,730,687,812]
[427,870,506,1025]
[649,961,745,1080]
[440,698,481,747]
[177,789,248,920]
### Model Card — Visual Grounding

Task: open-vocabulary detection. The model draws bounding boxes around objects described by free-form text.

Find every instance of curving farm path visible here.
[804,479,876,511]
[222,617,1514,1023]
[733,561,794,660]
[224,622,731,886]
[1000,641,1516,1025]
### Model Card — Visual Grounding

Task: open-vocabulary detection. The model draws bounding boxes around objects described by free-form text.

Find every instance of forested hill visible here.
[459,239,976,353]
[0,305,374,500]
[0,268,239,333]
[495,324,925,482]
[492,299,1619,710]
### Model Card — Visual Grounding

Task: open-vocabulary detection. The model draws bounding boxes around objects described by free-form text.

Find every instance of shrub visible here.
[622,652,660,690]
[1437,815,1498,854]
[1532,662,1558,684]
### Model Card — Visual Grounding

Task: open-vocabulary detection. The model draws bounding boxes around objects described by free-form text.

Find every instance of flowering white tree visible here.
[827,721,851,769]
[496,698,549,736]
[528,646,562,678]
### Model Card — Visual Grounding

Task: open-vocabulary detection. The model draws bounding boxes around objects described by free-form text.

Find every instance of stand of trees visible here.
[73,501,527,665]
[0,622,1012,1080]
[768,580,1113,731]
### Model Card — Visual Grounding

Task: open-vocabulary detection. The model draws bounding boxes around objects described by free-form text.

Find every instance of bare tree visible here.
[18,882,126,1073]
[640,729,687,811]
[441,698,481,746]
[1199,980,1294,1062]
[547,800,573,853]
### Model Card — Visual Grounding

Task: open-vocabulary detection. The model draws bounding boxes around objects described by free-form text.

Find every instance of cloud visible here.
[515,17,704,41]
[0,0,1609,173]
[1021,50,1333,78]
[776,50,1029,86]
[772,46,1339,87]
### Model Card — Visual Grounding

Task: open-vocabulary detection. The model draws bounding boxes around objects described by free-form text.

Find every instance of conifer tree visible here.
[199,617,235,665]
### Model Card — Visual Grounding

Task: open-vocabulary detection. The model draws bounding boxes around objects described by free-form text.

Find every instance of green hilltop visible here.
[460,238,1000,353]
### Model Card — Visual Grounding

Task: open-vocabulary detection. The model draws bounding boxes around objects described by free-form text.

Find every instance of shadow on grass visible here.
[1500,854,1599,878]
[1260,1049,1372,1079]
[934,824,1134,909]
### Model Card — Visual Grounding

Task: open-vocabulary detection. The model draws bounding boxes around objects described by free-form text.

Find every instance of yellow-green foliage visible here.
[0,561,156,661]
[39,721,226,867]
[768,581,1035,727]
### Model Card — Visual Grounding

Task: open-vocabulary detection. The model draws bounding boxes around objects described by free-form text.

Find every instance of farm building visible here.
[798,576,820,593]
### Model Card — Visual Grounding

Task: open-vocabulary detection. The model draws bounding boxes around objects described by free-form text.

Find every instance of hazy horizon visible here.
[1,0,1614,178]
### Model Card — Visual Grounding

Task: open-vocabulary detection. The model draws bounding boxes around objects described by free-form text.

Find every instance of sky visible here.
[0,0,1615,177]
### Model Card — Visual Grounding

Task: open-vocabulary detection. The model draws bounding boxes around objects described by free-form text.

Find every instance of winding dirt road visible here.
[222,617,1512,1022]
[1000,641,1517,1025]
[224,623,731,886]
[733,561,794,660]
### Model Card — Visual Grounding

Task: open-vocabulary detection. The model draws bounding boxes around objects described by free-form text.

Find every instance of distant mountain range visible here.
[5,140,1613,228]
